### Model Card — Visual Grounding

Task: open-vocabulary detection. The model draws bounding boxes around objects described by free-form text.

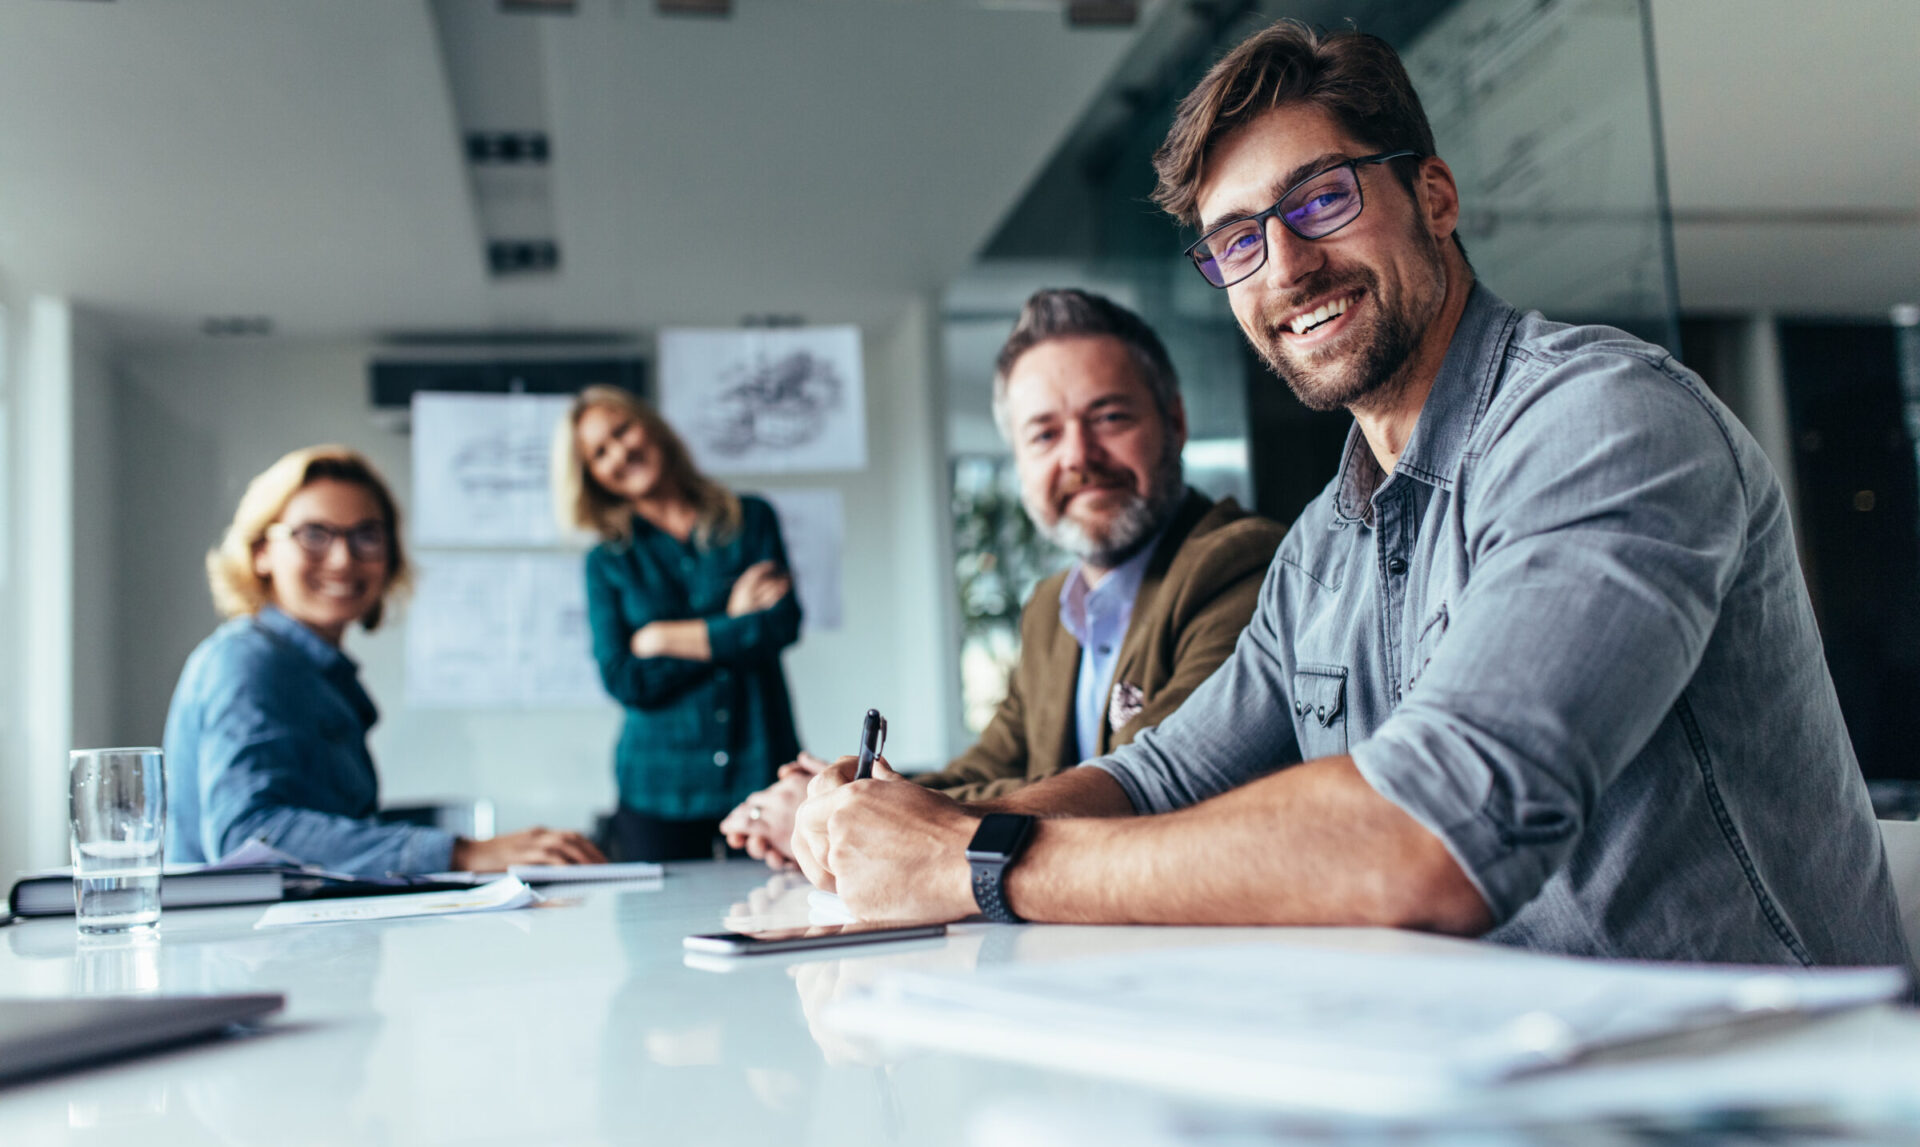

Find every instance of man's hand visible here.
[719,753,829,869]
[793,759,979,922]
[450,827,605,872]
[726,561,791,617]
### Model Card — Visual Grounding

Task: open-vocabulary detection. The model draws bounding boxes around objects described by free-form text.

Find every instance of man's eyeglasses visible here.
[265,521,390,562]
[1185,150,1421,289]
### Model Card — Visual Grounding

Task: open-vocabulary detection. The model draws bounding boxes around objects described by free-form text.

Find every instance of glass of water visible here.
[69,747,166,934]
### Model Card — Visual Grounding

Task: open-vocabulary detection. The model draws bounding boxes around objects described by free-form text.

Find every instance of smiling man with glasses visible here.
[791,21,1908,969]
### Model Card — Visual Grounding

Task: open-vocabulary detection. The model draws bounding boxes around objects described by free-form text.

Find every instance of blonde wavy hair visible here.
[206,445,412,630]
[552,385,741,547]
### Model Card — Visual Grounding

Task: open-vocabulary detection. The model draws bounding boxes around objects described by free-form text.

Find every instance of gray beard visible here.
[1032,448,1187,571]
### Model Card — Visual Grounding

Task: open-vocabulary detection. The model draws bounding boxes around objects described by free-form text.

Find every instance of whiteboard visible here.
[404,551,611,709]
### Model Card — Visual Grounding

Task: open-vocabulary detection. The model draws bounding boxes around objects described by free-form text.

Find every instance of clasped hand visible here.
[790,754,979,922]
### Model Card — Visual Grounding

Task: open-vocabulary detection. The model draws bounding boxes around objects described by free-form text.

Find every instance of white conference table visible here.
[3,860,1920,1146]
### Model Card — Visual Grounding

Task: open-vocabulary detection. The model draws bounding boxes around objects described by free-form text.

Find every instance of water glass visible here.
[69,747,166,934]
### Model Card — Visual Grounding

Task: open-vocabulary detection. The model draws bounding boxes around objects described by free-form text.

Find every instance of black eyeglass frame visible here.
[1183,150,1423,289]
[265,520,392,563]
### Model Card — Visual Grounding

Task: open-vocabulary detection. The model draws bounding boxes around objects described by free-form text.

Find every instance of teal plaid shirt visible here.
[584,495,803,820]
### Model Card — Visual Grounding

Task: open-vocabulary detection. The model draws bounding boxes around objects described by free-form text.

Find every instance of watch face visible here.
[967,813,1033,859]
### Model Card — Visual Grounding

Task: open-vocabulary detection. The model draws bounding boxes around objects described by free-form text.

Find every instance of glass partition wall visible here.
[941,0,1679,733]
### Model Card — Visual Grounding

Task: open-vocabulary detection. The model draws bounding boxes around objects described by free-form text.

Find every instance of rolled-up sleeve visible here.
[1089,558,1299,813]
[1350,354,1745,924]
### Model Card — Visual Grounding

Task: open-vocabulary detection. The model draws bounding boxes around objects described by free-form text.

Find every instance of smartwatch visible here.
[965,813,1037,924]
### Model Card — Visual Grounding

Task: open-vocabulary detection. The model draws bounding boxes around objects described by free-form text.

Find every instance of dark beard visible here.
[1253,238,1447,414]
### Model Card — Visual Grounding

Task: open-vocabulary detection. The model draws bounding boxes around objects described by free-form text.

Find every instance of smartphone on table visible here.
[684,920,946,956]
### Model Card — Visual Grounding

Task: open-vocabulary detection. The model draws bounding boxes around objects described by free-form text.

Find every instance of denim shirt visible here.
[585,494,802,820]
[1094,284,1910,968]
[164,605,455,877]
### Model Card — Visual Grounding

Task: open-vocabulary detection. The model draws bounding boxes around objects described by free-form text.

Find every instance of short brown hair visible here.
[990,288,1181,437]
[552,385,742,547]
[207,445,411,630]
[1153,21,1449,243]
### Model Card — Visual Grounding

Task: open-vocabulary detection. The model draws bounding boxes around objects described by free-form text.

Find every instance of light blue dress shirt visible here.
[1058,535,1161,763]
[1092,284,1909,967]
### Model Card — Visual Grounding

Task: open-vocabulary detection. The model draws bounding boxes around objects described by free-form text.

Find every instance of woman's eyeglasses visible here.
[265,521,390,562]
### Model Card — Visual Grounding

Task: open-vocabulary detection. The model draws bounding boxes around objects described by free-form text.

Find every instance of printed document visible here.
[827,942,1907,1116]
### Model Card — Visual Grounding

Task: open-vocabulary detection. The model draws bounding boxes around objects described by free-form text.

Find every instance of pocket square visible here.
[1108,681,1145,732]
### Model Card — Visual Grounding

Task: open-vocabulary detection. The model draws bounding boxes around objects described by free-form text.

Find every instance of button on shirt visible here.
[1058,536,1160,763]
[1091,284,1909,968]
[163,605,455,877]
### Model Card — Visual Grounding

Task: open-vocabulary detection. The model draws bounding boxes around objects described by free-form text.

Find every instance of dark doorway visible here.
[1779,320,1920,781]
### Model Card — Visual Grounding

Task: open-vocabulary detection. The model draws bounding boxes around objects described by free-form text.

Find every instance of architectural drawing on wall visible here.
[659,326,867,475]
[1404,0,1673,328]
[412,392,575,546]
[405,552,609,709]
[760,487,845,631]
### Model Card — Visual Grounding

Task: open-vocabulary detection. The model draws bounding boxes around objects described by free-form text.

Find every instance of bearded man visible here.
[790,22,1908,970]
[720,288,1284,867]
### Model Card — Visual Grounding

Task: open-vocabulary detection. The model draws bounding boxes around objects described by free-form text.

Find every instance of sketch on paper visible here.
[659,326,867,475]
[405,552,610,709]
[760,488,845,631]
[412,393,574,547]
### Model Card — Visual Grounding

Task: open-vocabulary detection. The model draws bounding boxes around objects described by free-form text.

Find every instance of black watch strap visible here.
[966,813,1036,924]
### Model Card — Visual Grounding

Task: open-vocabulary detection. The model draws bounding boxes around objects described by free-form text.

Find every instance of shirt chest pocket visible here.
[1291,665,1349,759]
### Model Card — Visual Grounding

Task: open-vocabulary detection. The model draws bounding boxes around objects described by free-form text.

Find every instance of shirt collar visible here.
[1332,281,1520,524]
[255,604,358,678]
[1058,524,1164,644]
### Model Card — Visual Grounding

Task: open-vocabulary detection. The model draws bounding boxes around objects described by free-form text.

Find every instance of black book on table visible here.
[7,866,474,918]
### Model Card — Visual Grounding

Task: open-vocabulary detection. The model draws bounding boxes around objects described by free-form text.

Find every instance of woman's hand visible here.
[450,827,606,872]
[726,561,791,617]
[630,619,712,660]
[720,753,831,869]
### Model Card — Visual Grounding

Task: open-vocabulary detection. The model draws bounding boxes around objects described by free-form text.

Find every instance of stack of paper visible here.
[826,942,1909,1117]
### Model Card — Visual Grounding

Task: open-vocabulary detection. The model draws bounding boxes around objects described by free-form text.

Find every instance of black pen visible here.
[854,708,888,780]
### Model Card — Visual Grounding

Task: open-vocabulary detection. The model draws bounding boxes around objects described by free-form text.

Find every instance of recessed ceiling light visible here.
[201,316,274,337]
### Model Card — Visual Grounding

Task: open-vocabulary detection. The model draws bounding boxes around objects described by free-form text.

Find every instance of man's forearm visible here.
[971,765,1137,818]
[1001,755,1493,932]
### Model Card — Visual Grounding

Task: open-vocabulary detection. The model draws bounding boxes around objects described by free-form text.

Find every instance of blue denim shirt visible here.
[1094,284,1911,968]
[164,605,455,877]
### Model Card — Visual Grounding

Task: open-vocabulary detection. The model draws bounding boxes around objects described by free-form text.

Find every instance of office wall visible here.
[104,300,958,839]
[0,296,123,877]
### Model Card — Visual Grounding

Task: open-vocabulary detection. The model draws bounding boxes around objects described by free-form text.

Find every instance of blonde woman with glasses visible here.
[555,386,803,861]
[164,445,604,877]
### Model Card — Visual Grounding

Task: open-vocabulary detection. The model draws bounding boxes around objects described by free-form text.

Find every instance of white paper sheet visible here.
[506,862,663,884]
[412,392,575,547]
[659,326,866,475]
[828,942,1910,1117]
[253,877,540,929]
[405,551,609,708]
[760,488,844,630]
